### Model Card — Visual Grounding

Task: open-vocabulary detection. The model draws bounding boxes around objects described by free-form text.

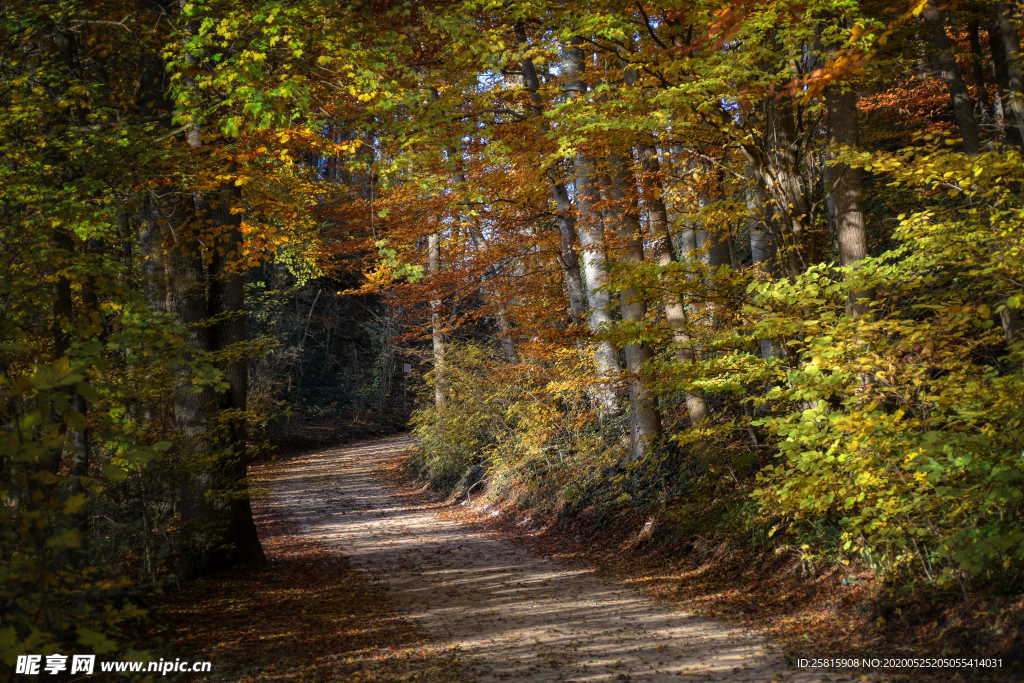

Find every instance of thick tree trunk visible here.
[748,213,776,265]
[827,88,870,317]
[178,123,264,569]
[989,3,1024,147]
[158,189,221,577]
[170,239,212,439]
[742,99,820,276]
[139,201,170,314]
[638,144,709,424]
[603,155,662,458]
[922,0,981,153]
[208,217,264,568]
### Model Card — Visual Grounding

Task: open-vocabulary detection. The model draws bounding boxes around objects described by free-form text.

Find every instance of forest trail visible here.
[255,435,855,682]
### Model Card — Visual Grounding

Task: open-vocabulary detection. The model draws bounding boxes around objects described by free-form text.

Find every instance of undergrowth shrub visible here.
[744,147,1024,588]
[409,343,517,488]
[411,343,636,511]
[411,342,707,532]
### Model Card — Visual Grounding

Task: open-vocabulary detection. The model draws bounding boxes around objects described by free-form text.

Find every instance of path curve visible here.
[258,435,839,681]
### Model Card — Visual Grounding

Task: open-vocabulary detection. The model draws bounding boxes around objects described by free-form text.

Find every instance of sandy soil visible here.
[257,434,859,682]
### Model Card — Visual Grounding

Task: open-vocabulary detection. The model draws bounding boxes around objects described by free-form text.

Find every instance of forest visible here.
[3,0,1024,679]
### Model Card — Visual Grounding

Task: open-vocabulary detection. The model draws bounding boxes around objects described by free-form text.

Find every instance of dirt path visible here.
[258,435,848,682]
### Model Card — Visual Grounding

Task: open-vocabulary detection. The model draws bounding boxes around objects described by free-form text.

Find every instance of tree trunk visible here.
[208,215,265,568]
[178,121,264,569]
[603,154,662,458]
[465,224,517,363]
[50,229,76,474]
[638,144,709,424]
[989,3,1024,147]
[452,154,517,363]
[550,181,590,326]
[967,20,996,122]
[747,179,785,360]
[827,87,870,317]
[427,230,447,409]
[742,99,821,276]
[922,0,981,153]
[518,40,588,325]
[561,41,621,415]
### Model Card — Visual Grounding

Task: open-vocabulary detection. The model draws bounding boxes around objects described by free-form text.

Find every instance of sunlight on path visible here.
[260,435,855,682]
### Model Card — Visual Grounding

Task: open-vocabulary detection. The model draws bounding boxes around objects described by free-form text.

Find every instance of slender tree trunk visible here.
[50,229,81,479]
[468,228,518,363]
[550,182,590,326]
[933,5,1024,344]
[747,179,785,360]
[518,39,588,325]
[67,250,102,532]
[561,41,620,415]
[967,20,996,122]
[428,231,447,409]
[638,144,709,424]
[922,0,981,153]
[575,165,621,414]
[603,154,662,458]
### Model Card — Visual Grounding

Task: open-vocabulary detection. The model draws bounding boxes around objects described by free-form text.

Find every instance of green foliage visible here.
[745,146,1024,586]
[1,362,144,663]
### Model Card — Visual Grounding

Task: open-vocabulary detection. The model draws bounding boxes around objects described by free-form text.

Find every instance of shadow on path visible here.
[259,435,845,682]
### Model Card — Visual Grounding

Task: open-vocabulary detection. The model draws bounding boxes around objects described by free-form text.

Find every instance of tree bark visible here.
[638,144,709,424]
[178,120,265,568]
[427,231,447,409]
[603,154,662,458]
[208,213,265,568]
[922,0,981,153]
[967,19,996,122]
[550,181,590,326]
[827,87,870,317]
[747,178,785,360]
[518,40,588,325]
[989,3,1024,147]
[741,99,821,276]
[561,41,621,415]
